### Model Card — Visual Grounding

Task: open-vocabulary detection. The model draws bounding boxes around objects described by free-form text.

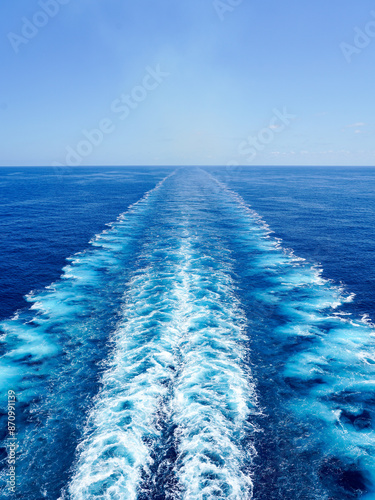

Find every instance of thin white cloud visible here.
[347,122,366,128]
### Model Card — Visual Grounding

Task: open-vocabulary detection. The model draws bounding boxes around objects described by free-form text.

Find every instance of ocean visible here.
[0,166,374,499]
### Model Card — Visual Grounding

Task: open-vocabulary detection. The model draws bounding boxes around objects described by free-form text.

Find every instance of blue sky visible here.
[0,0,374,166]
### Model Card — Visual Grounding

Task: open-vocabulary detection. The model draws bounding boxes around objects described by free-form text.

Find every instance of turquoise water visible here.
[0,166,374,499]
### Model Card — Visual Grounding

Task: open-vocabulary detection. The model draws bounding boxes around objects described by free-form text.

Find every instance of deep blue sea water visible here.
[208,166,375,322]
[0,167,171,321]
[0,166,374,499]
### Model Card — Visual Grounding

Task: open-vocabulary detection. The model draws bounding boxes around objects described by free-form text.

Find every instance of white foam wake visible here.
[207,170,375,495]
[171,242,257,499]
[68,231,194,498]
[69,217,257,499]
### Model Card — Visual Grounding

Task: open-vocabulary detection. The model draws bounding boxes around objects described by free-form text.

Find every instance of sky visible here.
[0,0,374,167]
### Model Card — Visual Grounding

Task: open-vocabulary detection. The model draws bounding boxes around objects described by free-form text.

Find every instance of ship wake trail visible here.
[69,170,258,499]
[3,167,374,499]
[208,173,375,499]
[170,242,256,499]
[0,174,175,499]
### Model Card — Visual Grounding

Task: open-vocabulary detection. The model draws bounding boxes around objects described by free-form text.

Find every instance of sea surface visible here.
[0,166,374,499]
